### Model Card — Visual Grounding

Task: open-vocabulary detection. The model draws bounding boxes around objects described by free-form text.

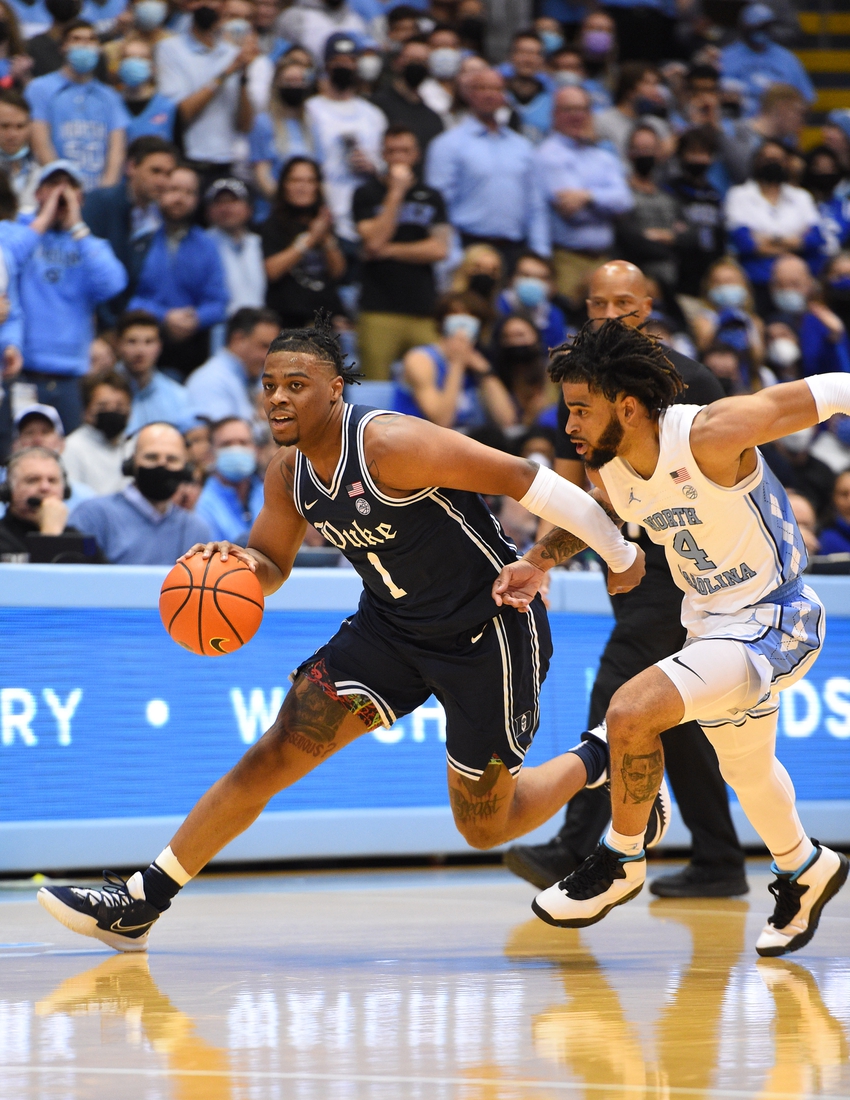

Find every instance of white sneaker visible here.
[532,841,646,928]
[755,842,849,957]
[581,722,608,789]
[644,777,671,849]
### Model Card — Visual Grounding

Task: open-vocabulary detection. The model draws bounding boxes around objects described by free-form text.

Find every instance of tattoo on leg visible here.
[449,787,504,824]
[620,750,664,804]
[301,659,381,731]
[460,759,501,797]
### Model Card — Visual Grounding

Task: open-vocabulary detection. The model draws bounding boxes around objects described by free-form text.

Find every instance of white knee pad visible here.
[656,638,770,726]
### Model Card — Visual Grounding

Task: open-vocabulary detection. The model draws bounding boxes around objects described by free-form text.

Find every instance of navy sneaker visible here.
[38,870,164,953]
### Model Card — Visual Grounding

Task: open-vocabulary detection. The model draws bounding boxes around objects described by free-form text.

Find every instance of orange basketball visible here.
[159,554,264,656]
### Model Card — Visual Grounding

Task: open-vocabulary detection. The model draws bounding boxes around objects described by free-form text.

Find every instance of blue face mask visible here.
[223,17,251,41]
[443,313,481,342]
[134,0,167,29]
[216,445,257,482]
[118,57,152,87]
[514,276,548,309]
[67,45,99,74]
[772,288,806,314]
[540,30,564,54]
[708,283,747,309]
[747,29,771,49]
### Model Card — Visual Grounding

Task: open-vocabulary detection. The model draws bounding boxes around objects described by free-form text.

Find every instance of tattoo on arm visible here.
[620,750,664,804]
[536,527,589,566]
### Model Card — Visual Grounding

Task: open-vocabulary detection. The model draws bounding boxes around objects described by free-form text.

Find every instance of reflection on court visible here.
[1,864,848,1099]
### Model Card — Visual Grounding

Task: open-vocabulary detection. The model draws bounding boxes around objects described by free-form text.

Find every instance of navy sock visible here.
[142,863,182,912]
[569,736,608,786]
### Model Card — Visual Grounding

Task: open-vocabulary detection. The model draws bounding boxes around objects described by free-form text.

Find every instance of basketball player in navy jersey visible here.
[38,317,663,953]
[495,319,849,957]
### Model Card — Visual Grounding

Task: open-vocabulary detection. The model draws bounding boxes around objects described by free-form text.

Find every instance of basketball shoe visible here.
[38,870,163,952]
[755,842,848,957]
[532,840,646,928]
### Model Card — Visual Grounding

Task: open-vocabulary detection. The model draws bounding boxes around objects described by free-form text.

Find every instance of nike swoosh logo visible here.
[304,500,318,511]
[209,637,229,654]
[110,919,154,933]
[671,655,705,682]
[471,630,485,643]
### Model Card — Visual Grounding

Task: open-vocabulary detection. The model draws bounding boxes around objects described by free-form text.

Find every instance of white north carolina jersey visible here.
[599,404,808,637]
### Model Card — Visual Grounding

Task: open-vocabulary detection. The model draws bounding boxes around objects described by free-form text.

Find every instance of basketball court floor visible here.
[1,860,848,1099]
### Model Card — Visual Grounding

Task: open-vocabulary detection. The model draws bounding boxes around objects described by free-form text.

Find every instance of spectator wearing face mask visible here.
[818,471,850,556]
[498,30,553,145]
[102,0,173,79]
[803,146,850,270]
[575,11,616,106]
[62,370,132,494]
[616,123,682,295]
[26,0,80,78]
[689,257,765,364]
[418,24,461,126]
[371,36,443,153]
[206,177,266,317]
[305,33,386,246]
[491,313,555,429]
[667,127,725,298]
[26,21,129,192]
[393,291,515,430]
[195,415,262,544]
[354,125,449,380]
[450,243,502,317]
[277,0,372,69]
[116,38,177,143]
[724,83,807,186]
[69,421,211,564]
[155,0,259,186]
[724,140,823,312]
[250,59,314,204]
[763,319,802,381]
[593,62,673,162]
[720,3,814,120]
[115,310,195,434]
[495,250,567,352]
[768,252,850,377]
[702,341,773,398]
[534,85,632,309]
[0,92,39,215]
[822,252,850,336]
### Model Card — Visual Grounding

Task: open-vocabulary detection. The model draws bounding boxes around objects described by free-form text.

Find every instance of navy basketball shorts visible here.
[296,598,552,779]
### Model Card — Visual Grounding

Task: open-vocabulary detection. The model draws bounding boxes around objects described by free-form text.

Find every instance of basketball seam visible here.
[166,560,195,635]
[199,555,213,655]
[211,588,246,647]
[161,585,263,609]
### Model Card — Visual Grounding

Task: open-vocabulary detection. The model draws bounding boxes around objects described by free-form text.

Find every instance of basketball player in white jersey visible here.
[494,319,849,957]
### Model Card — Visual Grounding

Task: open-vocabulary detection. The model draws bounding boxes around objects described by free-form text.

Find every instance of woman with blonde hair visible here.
[450,242,503,305]
[688,255,765,366]
[250,58,315,202]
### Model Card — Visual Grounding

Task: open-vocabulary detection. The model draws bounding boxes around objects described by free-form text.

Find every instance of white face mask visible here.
[429,47,462,79]
[767,336,800,368]
[357,54,382,82]
[443,313,481,342]
[782,426,815,453]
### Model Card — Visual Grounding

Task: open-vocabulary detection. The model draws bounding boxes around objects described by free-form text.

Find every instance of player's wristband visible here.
[805,374,850,421]
[518,465,637,573]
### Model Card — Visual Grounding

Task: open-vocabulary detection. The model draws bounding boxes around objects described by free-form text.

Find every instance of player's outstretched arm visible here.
[364,414,642,582]
[690,376,850,483]
[180,449,307,595]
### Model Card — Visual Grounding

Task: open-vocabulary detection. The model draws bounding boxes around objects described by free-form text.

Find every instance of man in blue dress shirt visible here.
[721,3,815,119]
[533,84,632,307]
[117,310,197,435]
[185,306,280,423]
[425,67,550,273]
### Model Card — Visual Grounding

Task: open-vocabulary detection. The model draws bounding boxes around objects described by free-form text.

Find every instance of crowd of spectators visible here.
[0,0,850,569]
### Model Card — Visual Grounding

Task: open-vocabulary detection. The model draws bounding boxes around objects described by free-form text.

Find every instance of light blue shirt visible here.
[124,367,197,435]
[71,484,211,565]
[26,72,130,192]
[424,115,550,255]
[196,473,264,545]
[721,40,816,117]
[185,348,257,423]
[155,32,240,163]
[533,133,633,252]
[81,0,128,35]
[125,93,177,144]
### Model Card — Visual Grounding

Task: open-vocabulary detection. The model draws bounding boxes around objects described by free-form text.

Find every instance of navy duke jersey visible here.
[291,404,519,636]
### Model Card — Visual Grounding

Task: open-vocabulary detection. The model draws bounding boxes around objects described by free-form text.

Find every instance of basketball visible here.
[159,554,265,657]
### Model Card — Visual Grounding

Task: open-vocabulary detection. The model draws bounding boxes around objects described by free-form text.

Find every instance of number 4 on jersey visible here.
[673,530,717,572]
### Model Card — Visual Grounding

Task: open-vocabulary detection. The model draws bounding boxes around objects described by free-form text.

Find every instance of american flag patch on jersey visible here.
[669,468,690,484]
[347,481,365,497]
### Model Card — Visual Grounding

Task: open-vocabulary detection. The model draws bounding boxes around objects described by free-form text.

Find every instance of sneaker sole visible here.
[755,852,849,958]
[649,877,749,898]
[502,849,567,891]
[531,881,644,929]
[37,889,151,954]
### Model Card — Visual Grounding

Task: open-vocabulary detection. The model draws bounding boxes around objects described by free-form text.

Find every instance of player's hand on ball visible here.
[180,541,260,572]
[492,559,546,612]
[607,544,645,594]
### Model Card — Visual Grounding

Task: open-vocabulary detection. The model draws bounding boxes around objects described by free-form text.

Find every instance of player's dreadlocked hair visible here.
[549,319,685,415]
[267,311,362,385]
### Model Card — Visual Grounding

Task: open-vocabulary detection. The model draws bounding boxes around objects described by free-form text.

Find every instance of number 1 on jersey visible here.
[367,552,407,598]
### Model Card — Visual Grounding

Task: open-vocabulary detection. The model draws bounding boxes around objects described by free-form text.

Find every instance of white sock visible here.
[773,835,816,874]
[605,826,645,857]
[155,845,193,886]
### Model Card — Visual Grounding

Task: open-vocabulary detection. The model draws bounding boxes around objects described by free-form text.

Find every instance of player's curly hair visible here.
[267,311,361,385]
[548,319,685,414]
